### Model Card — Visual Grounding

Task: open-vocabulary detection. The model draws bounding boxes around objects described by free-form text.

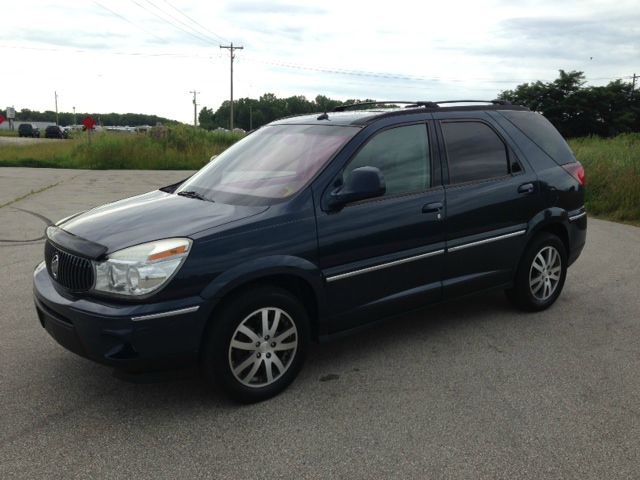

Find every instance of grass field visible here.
[569,133,640,224]
[0,127,638,223]
[0,125,242,170]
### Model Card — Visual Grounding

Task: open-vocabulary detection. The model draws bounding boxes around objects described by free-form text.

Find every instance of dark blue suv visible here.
[33,100,587,402]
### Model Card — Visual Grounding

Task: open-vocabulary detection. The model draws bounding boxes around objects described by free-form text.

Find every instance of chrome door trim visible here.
[447,229,526,253]
[325,249,445,283]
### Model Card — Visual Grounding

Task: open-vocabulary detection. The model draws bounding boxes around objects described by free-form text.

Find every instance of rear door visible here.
[316,121,445,332]
[434,113,540,298]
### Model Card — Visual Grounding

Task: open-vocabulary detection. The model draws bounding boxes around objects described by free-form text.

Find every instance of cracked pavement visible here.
[1,167,639,479]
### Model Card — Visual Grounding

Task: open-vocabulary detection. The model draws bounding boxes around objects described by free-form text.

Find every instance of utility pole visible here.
[54,91,59,126]
[220,42,243,130]
[249,105,253,131]
[190,90,200,127]
[73,106,76,126]
[632,73,637,99]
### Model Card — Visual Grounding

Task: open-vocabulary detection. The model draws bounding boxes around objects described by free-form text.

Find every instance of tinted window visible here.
[177,124,358,205]
[344,124,430,196]
[499,110,576,165]
[441,121,508,184]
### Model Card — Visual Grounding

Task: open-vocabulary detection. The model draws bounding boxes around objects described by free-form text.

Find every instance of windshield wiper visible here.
[177,190,212,202]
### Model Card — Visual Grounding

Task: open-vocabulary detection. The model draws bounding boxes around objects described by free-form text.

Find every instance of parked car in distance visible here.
[33,100,587,403]
[44,125,67,139]
[18,123,40,137]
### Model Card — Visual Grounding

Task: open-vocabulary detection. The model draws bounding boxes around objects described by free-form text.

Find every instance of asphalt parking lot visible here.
[1,167,639,479]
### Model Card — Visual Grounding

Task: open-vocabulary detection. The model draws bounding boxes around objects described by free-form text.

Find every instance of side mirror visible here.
[328,166,386,209]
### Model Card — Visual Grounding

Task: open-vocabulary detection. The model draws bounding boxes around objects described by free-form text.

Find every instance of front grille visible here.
[44,241,95,291]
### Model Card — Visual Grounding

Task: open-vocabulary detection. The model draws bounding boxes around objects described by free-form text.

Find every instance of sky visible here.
[2,0,639,124]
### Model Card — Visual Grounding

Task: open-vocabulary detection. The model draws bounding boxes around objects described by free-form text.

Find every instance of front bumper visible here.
[33,262,210,370]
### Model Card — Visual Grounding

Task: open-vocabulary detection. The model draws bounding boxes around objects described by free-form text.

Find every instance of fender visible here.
[525,207,571,244]
[200,254,327,313]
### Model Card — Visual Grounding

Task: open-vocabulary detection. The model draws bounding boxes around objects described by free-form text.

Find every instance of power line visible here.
[128,0,215,46]
[143,0,223,45]
[220,43,244,130]
[93,0,166,42]
[1,42,633,89]
[0,43,211,59]
[161,0,229,43]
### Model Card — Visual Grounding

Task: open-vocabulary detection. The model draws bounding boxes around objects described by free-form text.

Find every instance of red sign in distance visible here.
[0,114,5,125]
[82,116,96,130]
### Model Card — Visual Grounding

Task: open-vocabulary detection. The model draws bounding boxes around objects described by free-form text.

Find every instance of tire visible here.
[201,286,310,403]
[506,232,567,311]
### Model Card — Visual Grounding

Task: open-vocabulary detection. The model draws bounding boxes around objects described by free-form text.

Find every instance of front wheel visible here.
[201,286,309,403]
[506,232,567,311]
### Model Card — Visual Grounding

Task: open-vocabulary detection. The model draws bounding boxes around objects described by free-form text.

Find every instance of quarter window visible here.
[343,124,431,196]
[441,121,509,184]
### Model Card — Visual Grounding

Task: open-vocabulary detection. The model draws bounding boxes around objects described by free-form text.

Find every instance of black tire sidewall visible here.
[514,233,568,311]
[202,286,310,403]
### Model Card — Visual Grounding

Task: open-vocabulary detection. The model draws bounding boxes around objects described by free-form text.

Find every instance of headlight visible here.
[93,238,191,297]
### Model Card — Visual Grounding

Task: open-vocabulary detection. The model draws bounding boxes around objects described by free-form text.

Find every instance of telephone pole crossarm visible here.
[220,42,244,130]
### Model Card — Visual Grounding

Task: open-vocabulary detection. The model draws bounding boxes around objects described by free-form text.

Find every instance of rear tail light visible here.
[562,162,585,186]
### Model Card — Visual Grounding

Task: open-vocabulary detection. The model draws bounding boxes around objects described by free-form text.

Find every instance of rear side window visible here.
[499,110,576,165]
[441,121,509,184]
[343,123,430,196]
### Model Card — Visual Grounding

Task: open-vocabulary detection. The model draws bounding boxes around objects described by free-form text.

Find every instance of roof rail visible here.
[332,101,438,112]
[433,99,512,105]
[332,99,511,112]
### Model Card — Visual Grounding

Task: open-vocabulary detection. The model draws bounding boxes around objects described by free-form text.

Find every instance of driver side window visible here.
[343,124,431,196]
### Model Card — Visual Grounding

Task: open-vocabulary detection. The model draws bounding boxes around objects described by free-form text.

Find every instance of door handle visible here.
[518,183,535,194]
[422,202,443,213]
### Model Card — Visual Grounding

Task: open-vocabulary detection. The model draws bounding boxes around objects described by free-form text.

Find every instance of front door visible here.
[316,122,445,333]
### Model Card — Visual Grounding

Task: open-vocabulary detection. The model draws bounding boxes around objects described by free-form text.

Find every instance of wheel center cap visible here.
[258,341,271,353]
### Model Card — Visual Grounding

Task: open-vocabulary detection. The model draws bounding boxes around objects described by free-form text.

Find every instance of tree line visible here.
[498,70,639,138]
[198,94,374,132]
[200,71,639,138]
[0,108,178,127]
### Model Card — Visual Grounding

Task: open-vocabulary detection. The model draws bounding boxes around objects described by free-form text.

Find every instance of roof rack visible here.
[333,99,510,112]
[333,101,438,112]
[432,99,512,105]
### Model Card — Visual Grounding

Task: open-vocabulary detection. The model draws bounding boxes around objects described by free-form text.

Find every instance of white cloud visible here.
[1,0,638,123]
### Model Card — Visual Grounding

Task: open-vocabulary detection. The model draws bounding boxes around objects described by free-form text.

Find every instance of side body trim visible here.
[325,249,445,283]
[447,229,526,253]
[131,306,200,322]
[325,229,528,283]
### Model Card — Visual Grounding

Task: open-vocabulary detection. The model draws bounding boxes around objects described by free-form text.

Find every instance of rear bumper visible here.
[33,262,211,371]
[567,212,587,266]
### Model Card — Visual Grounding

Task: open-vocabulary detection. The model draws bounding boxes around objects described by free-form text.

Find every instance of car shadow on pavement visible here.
[64,290,518,406]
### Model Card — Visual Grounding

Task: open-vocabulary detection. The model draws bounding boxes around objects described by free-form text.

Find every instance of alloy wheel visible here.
[228,307,298,388]
[529,245,562,301]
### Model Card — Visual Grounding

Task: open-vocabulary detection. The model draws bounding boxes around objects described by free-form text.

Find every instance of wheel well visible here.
[205,274,320,344]
[536,222,570,255]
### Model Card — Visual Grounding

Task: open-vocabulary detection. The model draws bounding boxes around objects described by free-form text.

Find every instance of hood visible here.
[60,190,268,253]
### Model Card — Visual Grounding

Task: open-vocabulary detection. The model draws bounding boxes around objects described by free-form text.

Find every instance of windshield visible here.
[176,124,359,205]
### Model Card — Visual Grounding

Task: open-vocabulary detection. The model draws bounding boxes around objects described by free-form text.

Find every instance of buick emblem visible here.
[51,254,59,279]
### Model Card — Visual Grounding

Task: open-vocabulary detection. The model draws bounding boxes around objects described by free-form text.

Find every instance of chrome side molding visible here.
[447,230,526,253]
[326,249,445,283]
[131,305,200,322]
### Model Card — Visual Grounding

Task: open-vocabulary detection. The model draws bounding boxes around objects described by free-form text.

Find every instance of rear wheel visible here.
[201,286,309,403]
[506,232,567,311]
